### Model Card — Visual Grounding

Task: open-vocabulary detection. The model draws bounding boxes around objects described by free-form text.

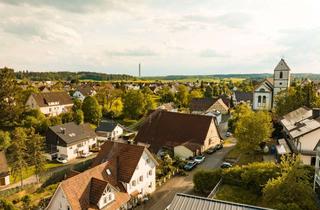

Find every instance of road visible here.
[136,143,235,210]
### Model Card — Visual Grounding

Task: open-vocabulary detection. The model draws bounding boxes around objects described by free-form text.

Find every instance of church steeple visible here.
[273,58,291,102]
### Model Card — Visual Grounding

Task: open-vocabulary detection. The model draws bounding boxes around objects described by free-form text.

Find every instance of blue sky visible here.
[0,0,320,76]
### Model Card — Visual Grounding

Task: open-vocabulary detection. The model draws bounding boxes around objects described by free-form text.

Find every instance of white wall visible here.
[73,91,85,101]
[46,186,71,210]
[57,137,97,161]
[126,151,156,196]
[174,145,193,160]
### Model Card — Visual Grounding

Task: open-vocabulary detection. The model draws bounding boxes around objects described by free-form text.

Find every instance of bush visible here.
[0,198,17,210]
[193,169,222,195]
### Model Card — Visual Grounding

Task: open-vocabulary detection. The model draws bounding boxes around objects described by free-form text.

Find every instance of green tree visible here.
[228,104,252,133]
[8,127,28,187]
[27,130,46,182]
[263,155,317,210]
[60,112,74,123]
[235,110,273,152]
[275,83,320,116]
[0,67,24,128]
[190,89,203,99]
[74,109,84,124]
[0,130,11,151]
[204,86,213,98]
[21,195,31,210]
[175,85,189,107]
[82,96,102,125]
[122,90,146,119]
[72,98,82,112]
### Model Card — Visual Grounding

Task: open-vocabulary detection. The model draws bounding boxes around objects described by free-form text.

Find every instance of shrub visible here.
[0,198,17,210]
[193,169,222,195]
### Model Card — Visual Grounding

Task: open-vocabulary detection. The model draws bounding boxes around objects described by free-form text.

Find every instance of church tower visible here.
[273,58,291,103]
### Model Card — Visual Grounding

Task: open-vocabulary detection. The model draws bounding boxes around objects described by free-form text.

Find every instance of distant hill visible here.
[143,73,320,81]
[15,71,135,81]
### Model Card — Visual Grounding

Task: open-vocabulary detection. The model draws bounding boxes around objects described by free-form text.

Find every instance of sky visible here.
[0,0,320,76]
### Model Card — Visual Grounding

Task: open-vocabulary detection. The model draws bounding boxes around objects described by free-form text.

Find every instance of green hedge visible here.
[193,162,280,196]
[193,169,222,195]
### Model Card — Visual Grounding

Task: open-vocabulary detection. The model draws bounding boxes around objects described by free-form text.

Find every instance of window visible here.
[132,180,136,186]
[148,170,152,176]
[146,158,150,164]
[67,206,70,210]
[280,71,283,79]
[139,175,143,182]
[258,96,262,103]
[279,82,282,85]
[260,88,265,92]
[262,96,266,104]
[108,194,113,201]
[104,197,107,204]
[149,182,153,188]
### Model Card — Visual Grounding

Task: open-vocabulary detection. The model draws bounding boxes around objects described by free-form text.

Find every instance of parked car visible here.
[226,132,232,137]
[206,147,217,154]
[184,161,197,171]
[56,156,68,164]
[194,155,205,164]
[220,162,232,169]
[215,143,223,150]
[80,152,92,158]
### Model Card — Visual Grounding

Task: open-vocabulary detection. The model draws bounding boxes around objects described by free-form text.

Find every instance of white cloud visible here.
[0,0,320,75]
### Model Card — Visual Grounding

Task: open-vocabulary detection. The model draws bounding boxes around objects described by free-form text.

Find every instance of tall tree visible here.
[159,87,175,103]
[0,67,24,128]
[74,109,84,124]
[27,130,46,182]
[204,86,213,98]
[9,127,28,187]
[122,90,146,119]
[175,85,189,107]
[0,130,11,151]
[263,155,318,210]
[235,109,273,152]
[82,96,102,125]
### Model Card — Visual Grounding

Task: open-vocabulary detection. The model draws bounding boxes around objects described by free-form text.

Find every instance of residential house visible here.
[0,151,10,186]
[46,161,131,210]
[190,98,229,115]
[167,193,272,210]
[92,141,158,199]
[280,107,320,165]
[25,91,73,116]
[73,86,97,101]
[96,120,124,141]
[134,110,222,160]
[232,91,253,107]
[46,122,97,161]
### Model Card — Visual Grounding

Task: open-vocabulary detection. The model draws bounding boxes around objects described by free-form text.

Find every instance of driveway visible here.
[136,143,235,210]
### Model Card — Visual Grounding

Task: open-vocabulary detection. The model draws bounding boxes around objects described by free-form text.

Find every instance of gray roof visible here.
[234,91,253,103]
[168,193,272,210]
[96,120,120,132]
[48,122,96,145]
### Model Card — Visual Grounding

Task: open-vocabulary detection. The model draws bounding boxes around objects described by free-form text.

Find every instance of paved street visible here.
[136,143,235,210]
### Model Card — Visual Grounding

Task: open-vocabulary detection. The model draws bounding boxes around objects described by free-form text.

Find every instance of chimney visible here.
[313,108,320,119]
[60,127,66,134]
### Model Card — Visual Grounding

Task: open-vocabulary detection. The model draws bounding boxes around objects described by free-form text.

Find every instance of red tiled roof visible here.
[92,141,146,183]
[134,110,217,153]
[59,162,130,210]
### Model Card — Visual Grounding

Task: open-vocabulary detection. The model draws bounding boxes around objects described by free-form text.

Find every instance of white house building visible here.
[46,122,97,161]
[280,107,320,165]
[73,86,97,101]
[92,141,158,198]
[253,59,291,111]
[0,151,10,186]
[95,120,124,141]
[25,91,73,116]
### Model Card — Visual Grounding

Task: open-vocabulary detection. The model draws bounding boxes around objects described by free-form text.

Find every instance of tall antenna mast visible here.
[138,63,141,77]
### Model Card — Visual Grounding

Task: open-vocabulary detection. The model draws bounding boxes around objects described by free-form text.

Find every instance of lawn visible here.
[224,146,263,165]
[10,161,63,184]
[214,184,262,206]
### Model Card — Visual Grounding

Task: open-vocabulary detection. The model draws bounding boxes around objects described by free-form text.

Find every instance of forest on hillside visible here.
[15,71,135,81]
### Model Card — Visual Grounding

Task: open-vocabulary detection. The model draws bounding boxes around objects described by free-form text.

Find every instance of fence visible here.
[207,178,223,198]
